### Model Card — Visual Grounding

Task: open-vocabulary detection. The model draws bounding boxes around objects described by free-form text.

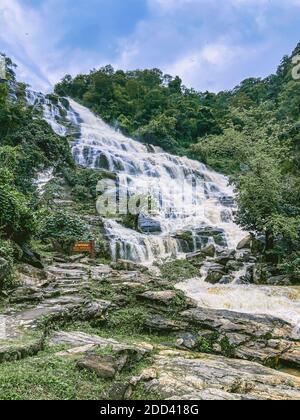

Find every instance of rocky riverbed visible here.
[0,253,299,400]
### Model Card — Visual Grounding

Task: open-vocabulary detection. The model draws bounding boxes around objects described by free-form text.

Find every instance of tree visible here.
[38,210,89,253]
[234,145,282,259]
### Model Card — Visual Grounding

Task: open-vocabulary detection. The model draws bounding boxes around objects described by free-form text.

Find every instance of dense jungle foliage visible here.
[0,56,74,279]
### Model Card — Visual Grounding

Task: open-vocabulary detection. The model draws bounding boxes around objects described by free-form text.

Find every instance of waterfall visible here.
[69,99,246,264]
[25,89,80,137]
[24,90,245,265]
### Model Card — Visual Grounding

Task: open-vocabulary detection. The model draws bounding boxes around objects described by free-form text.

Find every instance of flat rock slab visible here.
[182,307,295,340]
[49,331,153,357]
[138,290,178,306]
[144,314,188,332]
[137,290,197,308]
[134,350,300,400]
[181,307,300,367]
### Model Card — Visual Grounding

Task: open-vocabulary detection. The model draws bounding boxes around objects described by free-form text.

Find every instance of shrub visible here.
[39,210,89,253]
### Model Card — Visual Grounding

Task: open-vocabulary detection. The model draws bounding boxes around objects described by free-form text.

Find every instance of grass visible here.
[0,349,108,400]
[0,256,204,400]
[159,260,198,283]
[0,340,159,400]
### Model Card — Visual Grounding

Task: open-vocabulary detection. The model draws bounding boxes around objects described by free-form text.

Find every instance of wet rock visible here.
[138,214,162,233]
[201,244,216,258]
[221,209,232,223]
[218,195,235,207]
[266,275,292,286]
[237,235,252,250]
[214,251,235,266]
[186,251,204,264]
[195,227,224,237]
[205,264,225,284]
[226,260,243,272]
[186,245,215,263]
[205,271,224,285]
[219,275,233,284]
[236,250,253,263]
[174,231,194,252]
[194,227,227,248]
[135,350,300,400]
[111,260,148,273]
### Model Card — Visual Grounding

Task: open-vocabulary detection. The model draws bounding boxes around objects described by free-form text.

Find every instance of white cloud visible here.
[166,42,263,91]
[0,0,110,91]
[0,0,299,92]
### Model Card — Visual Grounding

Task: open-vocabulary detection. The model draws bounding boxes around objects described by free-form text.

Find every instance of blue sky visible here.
[0,0,299,92]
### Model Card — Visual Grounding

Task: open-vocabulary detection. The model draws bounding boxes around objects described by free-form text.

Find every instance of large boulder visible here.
[214,250,235,266]
[21,246,44,270]
[195,227,227,248]
[236,235,252,250]
[201,244,216,258]
[138,290,196,309]
[205,263,225,284]
[186,244,216,263]
[77,354,127,379]
[138,214,162,233]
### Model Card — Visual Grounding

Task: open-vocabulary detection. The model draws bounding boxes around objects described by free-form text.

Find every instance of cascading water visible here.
[25,89,80,137]
[69,99,245,264]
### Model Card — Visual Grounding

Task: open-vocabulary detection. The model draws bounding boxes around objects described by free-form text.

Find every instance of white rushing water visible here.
[69,99,245,263]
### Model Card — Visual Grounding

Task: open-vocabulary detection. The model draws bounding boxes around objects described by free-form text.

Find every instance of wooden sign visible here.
[72,240,96,258]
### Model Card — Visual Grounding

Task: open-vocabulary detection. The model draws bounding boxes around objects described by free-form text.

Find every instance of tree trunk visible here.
[265,230,276,263]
